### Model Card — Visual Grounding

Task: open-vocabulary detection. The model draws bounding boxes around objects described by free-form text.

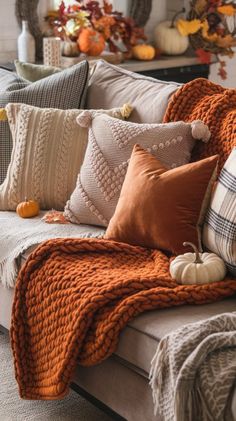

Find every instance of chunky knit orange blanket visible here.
[11,238,236,400]
[163,78,236,171]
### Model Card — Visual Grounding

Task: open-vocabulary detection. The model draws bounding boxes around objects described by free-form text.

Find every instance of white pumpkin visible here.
[170,242,226,285]
[62,41,79,57]
[154,9,189,55]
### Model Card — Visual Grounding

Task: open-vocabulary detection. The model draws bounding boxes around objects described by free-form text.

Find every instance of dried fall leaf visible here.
[196,48,212,64]
[93,15,116,39]
[217,60,227,79]
[176,19,202,36]
[42,210,70,224]
[216,34,235,48]
[217,5,236,16]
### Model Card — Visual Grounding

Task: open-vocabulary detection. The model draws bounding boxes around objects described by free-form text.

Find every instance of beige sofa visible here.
[0,60,235,421]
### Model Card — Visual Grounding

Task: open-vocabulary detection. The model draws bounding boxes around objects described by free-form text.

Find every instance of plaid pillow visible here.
[203,148,236,276]
[0,61,89,184]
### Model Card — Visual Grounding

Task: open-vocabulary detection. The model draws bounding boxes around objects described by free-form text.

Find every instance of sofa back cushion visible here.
[0,61,89,184]
[0,103,129,211]
[86,60,180,123]
[64,112,210,227]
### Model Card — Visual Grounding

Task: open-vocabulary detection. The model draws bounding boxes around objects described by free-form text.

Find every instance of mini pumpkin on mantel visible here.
[154,8,189,55]
[132,44,156,61]
[16,198,39,218]
[170,242,226,285]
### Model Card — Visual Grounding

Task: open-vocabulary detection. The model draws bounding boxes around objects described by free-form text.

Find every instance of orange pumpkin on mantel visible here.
[78,28,105,56]
[16,198,39,218]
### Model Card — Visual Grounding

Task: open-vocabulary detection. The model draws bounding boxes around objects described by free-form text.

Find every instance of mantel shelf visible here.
[119,55,211,72]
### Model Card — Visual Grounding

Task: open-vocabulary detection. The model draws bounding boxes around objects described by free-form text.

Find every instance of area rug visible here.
[0,333,113,421]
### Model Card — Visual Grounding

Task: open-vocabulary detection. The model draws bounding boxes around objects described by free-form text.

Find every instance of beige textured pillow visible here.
[87,60,180,123]
[0,103,131,211]
[64,112,211,227]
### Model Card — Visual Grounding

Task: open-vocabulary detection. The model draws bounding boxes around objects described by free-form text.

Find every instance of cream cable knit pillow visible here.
[0,103,132,211]
[64,113,210,227]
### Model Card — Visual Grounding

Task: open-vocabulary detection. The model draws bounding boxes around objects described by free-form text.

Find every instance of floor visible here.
[0,332,114,421]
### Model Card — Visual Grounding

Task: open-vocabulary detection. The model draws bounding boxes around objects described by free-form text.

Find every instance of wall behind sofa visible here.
[0,0,235,88]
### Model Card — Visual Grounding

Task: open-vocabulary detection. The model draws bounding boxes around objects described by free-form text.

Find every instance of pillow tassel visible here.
[121,103,133,119]
[0,108,7,121]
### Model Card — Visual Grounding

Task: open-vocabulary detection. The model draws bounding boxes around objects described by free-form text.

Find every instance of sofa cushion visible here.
[86,60,180,123]
[0,62,89,184]
[0,103,129,211]
[64,113,206,227]
[105,145,218,255]
[203,148,236,276]
[115,297,236,375]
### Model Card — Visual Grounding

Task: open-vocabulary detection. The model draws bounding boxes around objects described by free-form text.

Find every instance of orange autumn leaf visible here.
[42,210,70,224]
[177,19,202,36]
[93,16,116,40]
[216,34,236,48]
[217,5,236,16]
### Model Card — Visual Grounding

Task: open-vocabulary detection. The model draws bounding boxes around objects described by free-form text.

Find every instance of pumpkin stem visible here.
[183,242,203,264]
[170,7,186,28]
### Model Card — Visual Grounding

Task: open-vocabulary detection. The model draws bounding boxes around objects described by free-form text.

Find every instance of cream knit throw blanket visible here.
[0,211,104,288]
[150,312,236,421]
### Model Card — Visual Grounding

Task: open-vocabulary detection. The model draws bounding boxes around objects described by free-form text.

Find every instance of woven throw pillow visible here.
[105,145,218,255]
[203,148,236,276]
[0,61,88,184]
[64,112,211,227]
[14,60,61,82]
[0,103,130,211]
[163,78,236,172]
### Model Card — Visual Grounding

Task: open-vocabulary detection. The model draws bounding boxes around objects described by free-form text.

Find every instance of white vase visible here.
[17,20,36,63]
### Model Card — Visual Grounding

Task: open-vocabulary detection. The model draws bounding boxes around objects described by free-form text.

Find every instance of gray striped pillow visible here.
[203,148,236,276]
[0,61,89,184]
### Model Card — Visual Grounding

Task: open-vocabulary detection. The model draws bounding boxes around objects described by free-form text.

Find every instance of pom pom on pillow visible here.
[191,120,211,143]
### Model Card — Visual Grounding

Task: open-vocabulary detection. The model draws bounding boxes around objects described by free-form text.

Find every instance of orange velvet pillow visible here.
[105,145,218,255]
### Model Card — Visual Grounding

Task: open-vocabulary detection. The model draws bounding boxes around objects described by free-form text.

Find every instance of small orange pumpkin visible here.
[132,44,156,61]
[77,28,105,56]
[16,198,39,218]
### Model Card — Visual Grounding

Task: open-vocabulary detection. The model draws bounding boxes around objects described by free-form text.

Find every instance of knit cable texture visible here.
[10,238,236,400]
[163,78,236,171]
